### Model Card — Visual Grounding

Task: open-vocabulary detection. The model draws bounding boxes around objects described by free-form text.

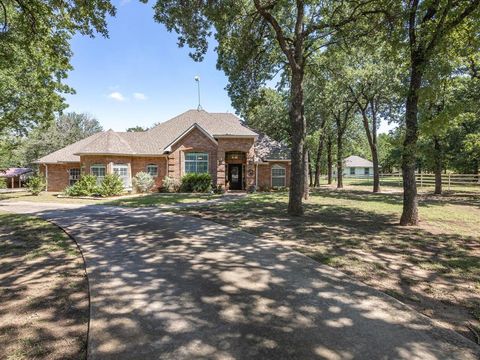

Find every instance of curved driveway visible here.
[2,201,479,359]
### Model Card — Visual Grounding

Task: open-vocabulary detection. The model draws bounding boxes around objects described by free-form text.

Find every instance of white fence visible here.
[334,173,480,190]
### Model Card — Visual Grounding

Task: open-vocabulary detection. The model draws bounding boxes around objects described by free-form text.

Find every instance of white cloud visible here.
[133,92,147,100]
[108,92,126,102]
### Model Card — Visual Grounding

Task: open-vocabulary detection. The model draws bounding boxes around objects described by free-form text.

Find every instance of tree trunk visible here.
[360,106,380,193]
[304,149,310,200]
[314,131,325,187]
[308,150,313,187]
[287,69,306,215]
[327,137,333,185]
[434,136,442,195]
[400,59,423,226]
[336,118,343,189]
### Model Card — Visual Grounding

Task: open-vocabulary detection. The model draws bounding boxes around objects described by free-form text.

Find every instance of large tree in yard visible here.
[393,0,480,225]
[150,0,389,215]
[0,1,115,135]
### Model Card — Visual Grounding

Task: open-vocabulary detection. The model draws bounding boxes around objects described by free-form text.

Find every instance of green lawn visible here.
[0,211,88,360]
[0,191,222,207]
[105,192,222,207]
[0,191,104,204]
[178,188,480,342]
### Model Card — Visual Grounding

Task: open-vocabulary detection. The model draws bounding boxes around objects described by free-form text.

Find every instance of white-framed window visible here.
[350,167,355,175]
[113,164,129,188]
[271,164,286,187]
[91,164,106,184]
[185,152,209,174]
[364,167,370,175]
[146,164,158,177]
[69,168,80,186]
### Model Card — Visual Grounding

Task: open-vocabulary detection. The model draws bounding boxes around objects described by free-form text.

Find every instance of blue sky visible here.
[64,0,234,131]
[64,0,394,133]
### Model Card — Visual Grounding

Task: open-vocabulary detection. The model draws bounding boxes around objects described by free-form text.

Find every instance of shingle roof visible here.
[148,110,258,147]
[35,132,105,163]
[344,155,373,168]
[254,133,291,161]
[0,168,32,177]
[35,110,268,164]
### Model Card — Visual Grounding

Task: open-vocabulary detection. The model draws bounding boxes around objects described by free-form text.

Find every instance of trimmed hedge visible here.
[0,177,6,189]
[180,173,212,193]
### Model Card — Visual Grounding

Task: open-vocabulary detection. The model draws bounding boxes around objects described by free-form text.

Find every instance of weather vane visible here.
[194,75,202,110]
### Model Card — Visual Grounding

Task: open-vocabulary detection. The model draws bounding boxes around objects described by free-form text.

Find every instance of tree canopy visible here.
[0,0,115,135]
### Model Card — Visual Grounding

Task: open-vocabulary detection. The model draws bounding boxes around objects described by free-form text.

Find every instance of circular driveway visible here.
[2,201,479,359]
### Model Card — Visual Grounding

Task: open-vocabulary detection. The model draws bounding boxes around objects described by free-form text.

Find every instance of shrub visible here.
[161,176,181,193]
[0,177,6,189]
[180,173,212,193]
[99,174,125,197]
[64,174,100,196]
[213,184,225,194]
[26,175,46,195]
[133,172,155,193]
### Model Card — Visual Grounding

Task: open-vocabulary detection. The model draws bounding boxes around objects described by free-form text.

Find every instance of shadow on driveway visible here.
[1,202,479,359]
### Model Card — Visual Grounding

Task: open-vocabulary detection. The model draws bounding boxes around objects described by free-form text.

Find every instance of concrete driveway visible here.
[2,201,479,359]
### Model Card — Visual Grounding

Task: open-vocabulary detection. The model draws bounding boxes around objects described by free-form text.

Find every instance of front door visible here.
[228,164,243,190]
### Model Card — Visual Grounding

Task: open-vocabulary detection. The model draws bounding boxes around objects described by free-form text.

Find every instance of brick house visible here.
[36,110,291,192]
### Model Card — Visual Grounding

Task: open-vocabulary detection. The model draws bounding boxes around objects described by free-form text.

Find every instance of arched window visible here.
[271,164,286,187]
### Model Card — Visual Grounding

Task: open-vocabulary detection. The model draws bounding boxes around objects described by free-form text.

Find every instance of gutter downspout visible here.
[166,156,169,179]
[45,164,48,191]
[255,163,258,188]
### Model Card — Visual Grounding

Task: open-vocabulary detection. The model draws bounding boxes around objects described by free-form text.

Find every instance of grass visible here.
[0,191,223,207]
[0,191,103,204]
[177,187,480,342]
[105,192,222,207]
[0,211,89,360]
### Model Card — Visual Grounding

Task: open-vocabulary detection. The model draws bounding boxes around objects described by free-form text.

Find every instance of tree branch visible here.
[253,0,295,67]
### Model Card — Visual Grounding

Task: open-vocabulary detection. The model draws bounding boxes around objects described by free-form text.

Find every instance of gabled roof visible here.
[344,155,373,168]
[35,110,262,164]
[163,123,217,152]
[148,110,257,148]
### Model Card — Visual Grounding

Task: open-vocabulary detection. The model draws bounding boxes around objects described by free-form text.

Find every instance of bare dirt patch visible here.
[0,212,88,360]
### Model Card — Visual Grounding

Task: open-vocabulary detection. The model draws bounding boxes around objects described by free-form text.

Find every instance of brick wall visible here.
[41,133,291,192]
[256,162,291,190]
[81,155,167,190]
[216,138,255,188]
[40,163,80,192]
[168,127,218,183]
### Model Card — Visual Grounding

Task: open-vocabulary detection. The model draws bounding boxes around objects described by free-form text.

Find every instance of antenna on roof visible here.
[194,75,202,111]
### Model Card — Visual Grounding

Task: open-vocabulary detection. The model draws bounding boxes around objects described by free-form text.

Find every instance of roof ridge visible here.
[147,109,200,133]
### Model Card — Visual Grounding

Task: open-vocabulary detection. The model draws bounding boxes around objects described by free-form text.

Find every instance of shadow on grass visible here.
[182,190,480,342]
[4,203,478,358]
[0,213,88,360]
[104,193,220,207]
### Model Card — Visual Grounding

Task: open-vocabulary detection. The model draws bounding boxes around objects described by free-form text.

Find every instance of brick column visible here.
[216,149,225,187]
